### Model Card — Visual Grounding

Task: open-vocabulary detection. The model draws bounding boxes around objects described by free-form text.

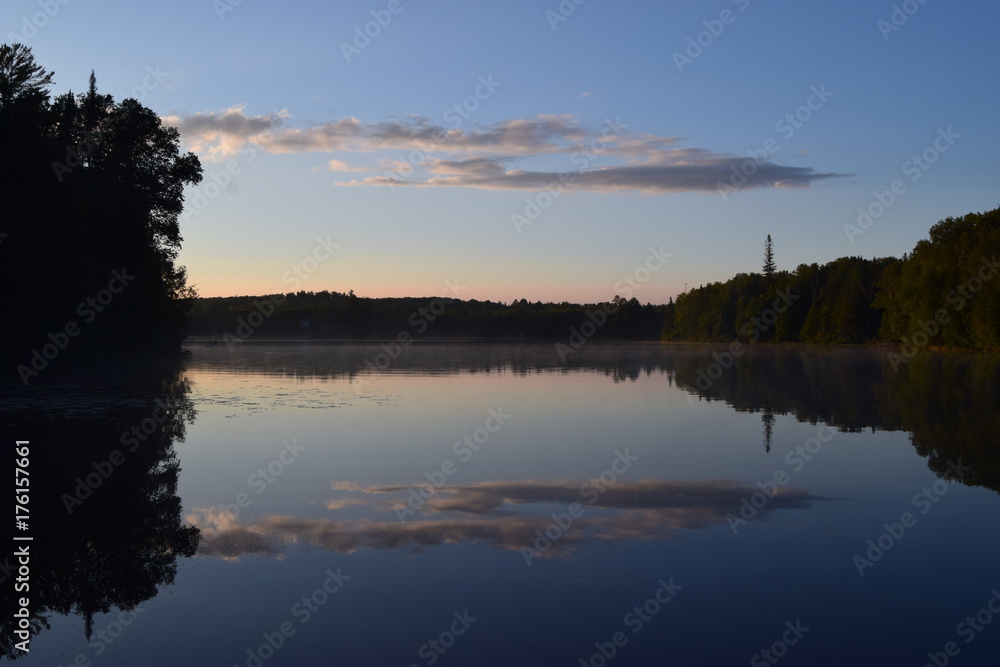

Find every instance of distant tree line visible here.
[188,293,667,341]
[191,207,999,347]
[662,207,1000,349]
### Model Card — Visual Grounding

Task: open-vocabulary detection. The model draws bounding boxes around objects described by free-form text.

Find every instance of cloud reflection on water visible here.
[188,479,825,560]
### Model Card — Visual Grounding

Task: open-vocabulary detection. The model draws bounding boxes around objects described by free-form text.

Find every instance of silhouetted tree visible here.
[0,43,53,113]
[763,234,776,279]
[0,45,202,375]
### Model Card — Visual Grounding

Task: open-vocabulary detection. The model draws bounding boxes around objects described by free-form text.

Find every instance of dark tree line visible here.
[0,45,201,376]
[663,207,1000,348]
[188,292,668,341]
[874,208,1000,348]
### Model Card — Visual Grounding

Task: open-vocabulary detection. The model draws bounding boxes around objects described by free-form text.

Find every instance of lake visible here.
[4,342,1000,666]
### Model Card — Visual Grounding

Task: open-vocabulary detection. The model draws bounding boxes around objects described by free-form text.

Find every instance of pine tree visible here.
[763,234,776,278]
[0,43,54,112]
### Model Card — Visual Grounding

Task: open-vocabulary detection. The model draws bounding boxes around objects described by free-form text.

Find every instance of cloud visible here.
[324,498,366,510]
[161,105,287,160]
[368,478,820,515]
[330,480,364,491]
[325,159,370,172]
[166,111,593,159]
[188,478,828,560]
[165,107,848,194]
[340,156,841,194]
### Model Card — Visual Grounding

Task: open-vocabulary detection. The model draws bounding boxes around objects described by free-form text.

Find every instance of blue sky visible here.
[7,0,998,302]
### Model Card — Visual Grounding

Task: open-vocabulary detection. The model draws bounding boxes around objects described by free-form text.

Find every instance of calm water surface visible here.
[4,342,1000,666]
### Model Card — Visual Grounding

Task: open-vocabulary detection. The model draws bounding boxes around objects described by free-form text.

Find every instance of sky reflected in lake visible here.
[4,343,1000,666]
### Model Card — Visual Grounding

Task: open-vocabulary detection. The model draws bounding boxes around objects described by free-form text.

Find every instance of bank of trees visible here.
[0,45,202,373]
[873,209,1000,348]
[188,293,668,341]
[191,207,999,346]
[663,207,1000,348]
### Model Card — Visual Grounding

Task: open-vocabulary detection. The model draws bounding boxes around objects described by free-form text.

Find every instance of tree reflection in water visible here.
[0,361,200,659]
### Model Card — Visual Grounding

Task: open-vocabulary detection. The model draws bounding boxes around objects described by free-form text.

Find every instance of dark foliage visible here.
[187,292,668,341]
[0,45,202,377]
[665,208,1000,348]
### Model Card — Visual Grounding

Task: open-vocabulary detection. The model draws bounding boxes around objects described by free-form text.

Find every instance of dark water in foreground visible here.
[3,342,1000,666]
